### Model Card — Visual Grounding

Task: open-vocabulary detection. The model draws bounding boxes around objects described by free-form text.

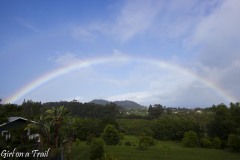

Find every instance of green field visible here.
[70,136,240,160]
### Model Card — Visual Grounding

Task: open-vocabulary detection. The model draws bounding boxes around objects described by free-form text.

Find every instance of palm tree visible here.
[26,106,69,148]
[46,106,69,148]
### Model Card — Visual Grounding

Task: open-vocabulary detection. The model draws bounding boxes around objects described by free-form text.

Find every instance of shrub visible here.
[201,138,212,148]
[138,135,156,150]
[228,134,240,152]
[75,138,80,146]
[101,125,120,145]
[124,141,132,146]
[89,138,105,160]
[182,131,198,148]
[212,137,221,149]
[86,134,96,145]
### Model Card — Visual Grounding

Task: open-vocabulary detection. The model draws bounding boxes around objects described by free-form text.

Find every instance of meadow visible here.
[70,136,240,160]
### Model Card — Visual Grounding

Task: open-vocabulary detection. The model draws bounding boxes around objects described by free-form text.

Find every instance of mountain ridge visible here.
[89,99,144,109]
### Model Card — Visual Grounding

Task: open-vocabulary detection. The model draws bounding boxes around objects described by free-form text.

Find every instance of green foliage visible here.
[89,138,105,160]
[101,125,120,145]
[87,134,97,145]
[152,115,201,140]
[101,117,119,130]
[230,103,240,127]
[73,118,102,141]
[75,138,80,146]
[0,113,7,124]
[207,119,235,141]
[201,137,212,148]
[70,138,240,160]
[138,135,156,150]
[124,141,132,146]
[182,131,198,148]
[117,119,153,136]
[148,104,164,119]
[200,136,221,149]
[21,99,41,119]
[212,137,221,149]
[0,104,22,123]
[228,134,240,152]
[25,105,69,149]
[3,101,240,153]
[207,104,235,141]
[43,101,120,119]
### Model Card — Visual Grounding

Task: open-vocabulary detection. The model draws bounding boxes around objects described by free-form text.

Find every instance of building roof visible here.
[0,116,37,127]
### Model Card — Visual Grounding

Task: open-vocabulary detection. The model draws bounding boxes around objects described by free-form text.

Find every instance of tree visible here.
[101,125,120,145]
[0,105,8,124]
[42,101,121,119]
[45,106,69,148]
[1,103,22,117]
[152,115,201,140]
[148,104,164,119]
[26,106,70,158]
[228,134,240,152]
[74,118,102,141]
[21,100,41,119]
[89,138,105,160]
[207,103,235,141]
[230,102,240,129]
[182,131,198,148]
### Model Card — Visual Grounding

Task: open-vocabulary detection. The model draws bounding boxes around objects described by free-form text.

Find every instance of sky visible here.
[0,0,240,107]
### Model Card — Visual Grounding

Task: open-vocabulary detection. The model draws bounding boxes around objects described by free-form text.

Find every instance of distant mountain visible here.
[113,100,144,109]
[90,99,144,109]
[90,99,110,106]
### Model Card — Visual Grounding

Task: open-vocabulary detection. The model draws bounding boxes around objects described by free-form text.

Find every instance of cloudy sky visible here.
[1,0,240,107]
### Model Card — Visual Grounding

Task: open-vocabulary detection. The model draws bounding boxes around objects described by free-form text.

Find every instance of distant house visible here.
[196,110,202,114]
[0,117,39,141]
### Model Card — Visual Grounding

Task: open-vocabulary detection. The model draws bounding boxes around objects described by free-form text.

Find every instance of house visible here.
[0,116,39,141]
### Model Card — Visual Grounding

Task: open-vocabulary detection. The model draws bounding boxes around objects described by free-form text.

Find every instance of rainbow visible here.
[4,55,237,104]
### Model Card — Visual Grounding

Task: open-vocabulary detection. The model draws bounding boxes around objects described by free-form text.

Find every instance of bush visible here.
[228,134,240,152]
[182,131,198,148]
[138,135,156,150]
[89,138,105,160]
[124,141,132,146]
[86,134,96,145]
[75,138,80,146]
[212,137,221,149]
[101,125,120,145]
[201,137,212,148]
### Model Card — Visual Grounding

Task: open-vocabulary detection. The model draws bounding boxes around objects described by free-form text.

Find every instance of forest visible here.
[0,100,240,159]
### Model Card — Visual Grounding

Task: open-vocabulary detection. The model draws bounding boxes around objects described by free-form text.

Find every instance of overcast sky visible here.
[1,0,240,107]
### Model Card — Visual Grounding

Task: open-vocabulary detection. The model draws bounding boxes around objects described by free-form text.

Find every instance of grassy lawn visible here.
[70,136,240,160]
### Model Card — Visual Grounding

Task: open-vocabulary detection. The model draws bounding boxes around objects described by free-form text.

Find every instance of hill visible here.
[113,100,144,109]
[90,99,110,106]
[90,99,144,110]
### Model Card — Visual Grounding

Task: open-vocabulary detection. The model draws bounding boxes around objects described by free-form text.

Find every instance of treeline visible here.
[0,100,122,122]
[43,101,121,119]
[0,100,240,152]
[119,103,240,151]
